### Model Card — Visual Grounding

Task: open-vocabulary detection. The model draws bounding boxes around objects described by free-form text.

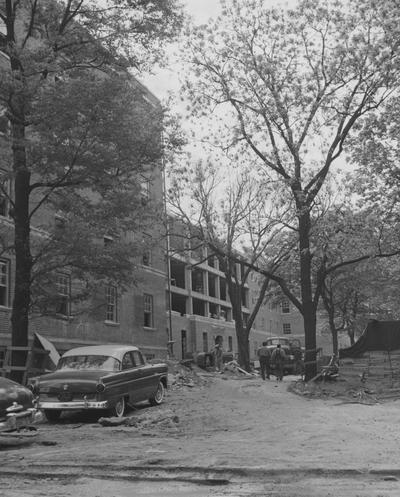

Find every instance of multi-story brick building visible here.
[0,72,169,365]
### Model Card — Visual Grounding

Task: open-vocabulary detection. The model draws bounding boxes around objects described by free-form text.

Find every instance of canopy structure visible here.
[339,320,400,358]
[34,333,60,370]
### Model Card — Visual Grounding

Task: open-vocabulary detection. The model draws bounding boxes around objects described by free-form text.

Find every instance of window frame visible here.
[55,272,71,317]
[281,299,290,314]
[143,293,154,328]
[0,258,10,307]
[283,323,292,334]
[0,171,11,218]
[106,285,118,323]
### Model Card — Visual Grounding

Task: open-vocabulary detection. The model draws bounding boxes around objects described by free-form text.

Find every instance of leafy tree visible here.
[180,0,400,379]
[319,259,400,352]
[313,207,400,354]
[0,0,183,381]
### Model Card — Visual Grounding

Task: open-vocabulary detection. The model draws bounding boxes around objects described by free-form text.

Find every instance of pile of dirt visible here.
[165,359,209,390]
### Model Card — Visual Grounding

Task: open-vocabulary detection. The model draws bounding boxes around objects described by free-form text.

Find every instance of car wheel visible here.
[44,409,62,422]
[108,396,126,418]
[149,381,165,406]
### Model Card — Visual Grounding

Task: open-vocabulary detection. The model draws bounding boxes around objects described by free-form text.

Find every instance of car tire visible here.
[44,409,62,422]
[108,396,126,418]
[149,381,165,406]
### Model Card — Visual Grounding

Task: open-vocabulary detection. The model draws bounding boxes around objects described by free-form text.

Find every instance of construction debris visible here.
[98,409,180,430]
[223,361,255,377]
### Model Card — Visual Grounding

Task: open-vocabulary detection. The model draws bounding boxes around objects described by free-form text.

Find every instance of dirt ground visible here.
[2,363,400,496]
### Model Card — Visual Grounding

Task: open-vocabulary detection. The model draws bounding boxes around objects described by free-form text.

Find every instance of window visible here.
[142,249,152,266]
[228,336,233,352]
[144,293,153,328]
[142,233,152,266]
[0,172,11,218]
[132,350,145,366]
[0,347,5,368]
[122,352,134,370]
[202,332,208,352]
[0,108,9,136]
[140,178,150,203]
[281,299,290,314]
[283,323,291,334]
[56,273,70,316]
[106,285,118,322]
[0,259,9,307]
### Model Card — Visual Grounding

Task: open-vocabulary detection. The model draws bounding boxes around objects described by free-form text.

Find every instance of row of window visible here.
[0,259,154,328]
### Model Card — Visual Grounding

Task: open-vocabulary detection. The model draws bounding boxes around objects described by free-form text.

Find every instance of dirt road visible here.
[2,370,400,496]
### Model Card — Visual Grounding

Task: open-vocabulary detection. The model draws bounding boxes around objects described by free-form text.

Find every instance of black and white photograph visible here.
[1,0,400,495]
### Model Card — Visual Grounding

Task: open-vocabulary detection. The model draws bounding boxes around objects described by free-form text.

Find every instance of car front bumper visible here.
[0,408,43,433]
[39,400,109,410]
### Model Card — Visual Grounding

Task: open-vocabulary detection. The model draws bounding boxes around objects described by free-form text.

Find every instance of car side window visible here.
[122,352,135,370]
[131,350,145,367]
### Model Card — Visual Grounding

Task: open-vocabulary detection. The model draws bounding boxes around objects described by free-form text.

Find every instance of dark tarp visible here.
[339,320,400,358]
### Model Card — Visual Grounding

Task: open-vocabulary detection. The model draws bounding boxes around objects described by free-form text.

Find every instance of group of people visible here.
[257,342,286,381]
[211,340,300,381]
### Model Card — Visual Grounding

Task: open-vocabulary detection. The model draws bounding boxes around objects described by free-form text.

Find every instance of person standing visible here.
[271,343,286,381]
[213,342,223,372]
[257,341,271,380]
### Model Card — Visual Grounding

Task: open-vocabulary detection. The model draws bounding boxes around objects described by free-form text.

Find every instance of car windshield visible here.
[268,339,289,346]
[57,355,121,372]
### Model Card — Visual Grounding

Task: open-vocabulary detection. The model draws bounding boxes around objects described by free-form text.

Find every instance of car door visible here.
[131,350,160,400]
[101,352,139,403]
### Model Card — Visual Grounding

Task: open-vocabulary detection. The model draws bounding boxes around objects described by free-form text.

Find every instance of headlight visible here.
[96,382,105,393]
[28,379,39,394]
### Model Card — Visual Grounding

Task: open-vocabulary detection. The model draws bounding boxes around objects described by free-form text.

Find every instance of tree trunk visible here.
[347,325,355,346]
[328,313,339,356]
[298,210,318,381]
[228,281,250,371]
[6,0,32,383]
[10,121,32,383]
[236,326,250,371]
[321,286,339,356]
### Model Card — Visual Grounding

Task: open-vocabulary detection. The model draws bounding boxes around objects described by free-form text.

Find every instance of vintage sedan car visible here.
[0,376,42,443]
[29,344,168,421]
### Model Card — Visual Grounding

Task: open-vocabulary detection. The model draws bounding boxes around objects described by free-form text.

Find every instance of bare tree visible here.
[168,159,292,370]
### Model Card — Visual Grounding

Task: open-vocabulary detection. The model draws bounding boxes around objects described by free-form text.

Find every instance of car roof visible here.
[62,345,140,362]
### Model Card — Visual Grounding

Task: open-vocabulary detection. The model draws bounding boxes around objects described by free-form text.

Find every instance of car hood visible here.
[0,377,33,418]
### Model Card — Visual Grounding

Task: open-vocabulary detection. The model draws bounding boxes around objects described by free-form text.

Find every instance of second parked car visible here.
[29,344,168,421]
[0,376,42,443]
